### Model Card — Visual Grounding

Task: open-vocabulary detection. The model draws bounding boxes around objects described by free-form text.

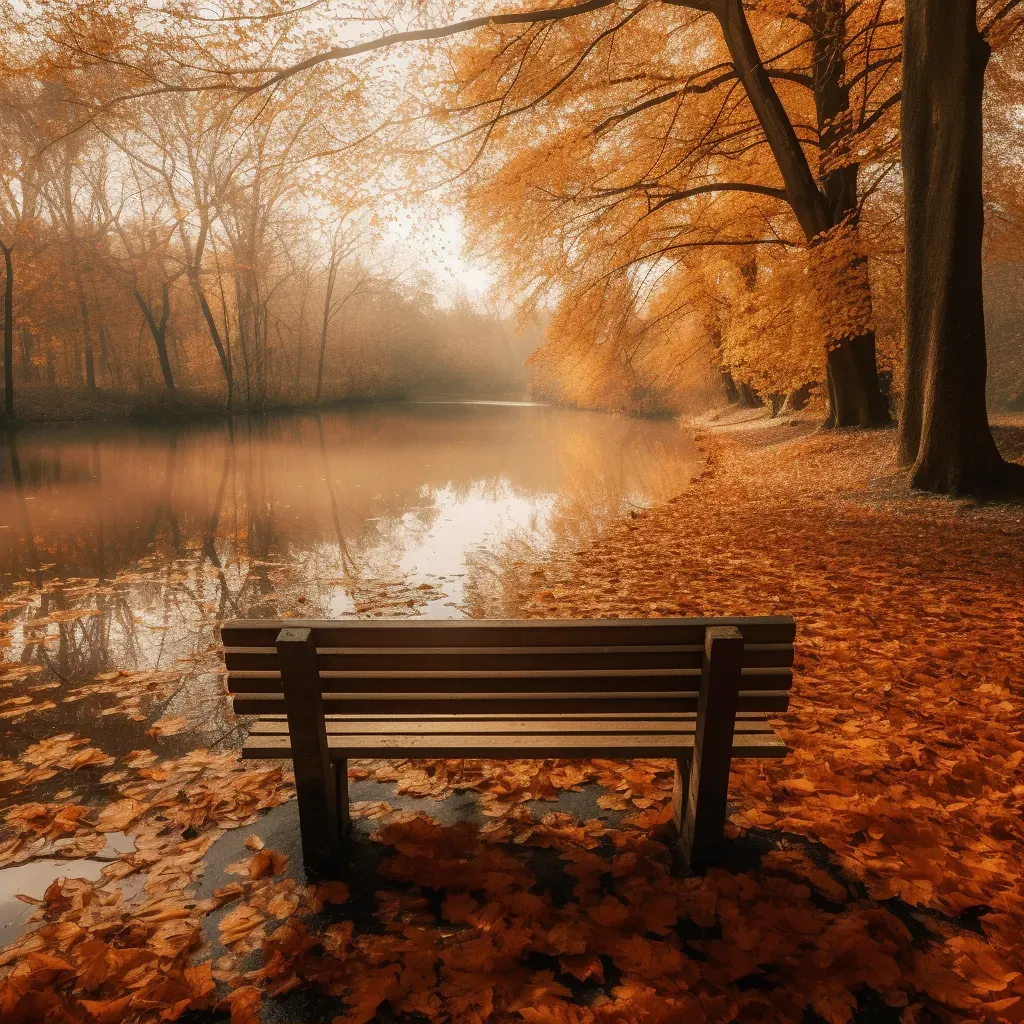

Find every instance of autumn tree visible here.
[218,1,898,423]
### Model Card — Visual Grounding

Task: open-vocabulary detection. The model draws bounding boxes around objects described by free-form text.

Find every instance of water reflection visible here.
[0,403,696,755]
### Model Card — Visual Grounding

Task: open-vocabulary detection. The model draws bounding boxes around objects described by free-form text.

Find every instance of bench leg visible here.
[277,627,342,877]
[679,626,744,872]
[334,758,350,837]
[672,756,691,831]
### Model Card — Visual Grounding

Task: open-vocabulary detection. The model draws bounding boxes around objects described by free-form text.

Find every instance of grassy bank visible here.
[1,385,425,426]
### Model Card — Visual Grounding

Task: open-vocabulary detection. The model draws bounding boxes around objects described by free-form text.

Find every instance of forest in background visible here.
[0,61,539,420]
[0,1,1023,475]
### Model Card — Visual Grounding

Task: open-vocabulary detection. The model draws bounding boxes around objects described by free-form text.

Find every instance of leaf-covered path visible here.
[1,412,1023,1023]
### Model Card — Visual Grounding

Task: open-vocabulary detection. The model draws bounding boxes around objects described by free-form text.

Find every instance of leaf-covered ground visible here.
[1,412,1023,1024]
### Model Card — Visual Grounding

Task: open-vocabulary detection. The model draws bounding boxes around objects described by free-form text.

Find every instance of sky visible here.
[382,207,495,306]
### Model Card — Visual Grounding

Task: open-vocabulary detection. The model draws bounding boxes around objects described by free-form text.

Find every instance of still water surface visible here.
[0,402,697,753]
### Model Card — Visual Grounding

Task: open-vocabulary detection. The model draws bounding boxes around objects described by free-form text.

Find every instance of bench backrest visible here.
[221,617,796,718]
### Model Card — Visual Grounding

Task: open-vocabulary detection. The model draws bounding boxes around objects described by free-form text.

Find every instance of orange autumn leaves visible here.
[2,414,1024,1022]
[0,748,296,1023]
[521,414,1024,1019]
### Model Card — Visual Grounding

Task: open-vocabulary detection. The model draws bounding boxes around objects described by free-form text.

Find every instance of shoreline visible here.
[0,387,538,428]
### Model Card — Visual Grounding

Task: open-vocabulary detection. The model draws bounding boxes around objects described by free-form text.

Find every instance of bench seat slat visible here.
[247,713,777,736]
[251,711,775,722]
[223,643,794,672]
[241,730,788,759]
[232,690,791,716]
[225,666,793,695]
[222,616,796,649]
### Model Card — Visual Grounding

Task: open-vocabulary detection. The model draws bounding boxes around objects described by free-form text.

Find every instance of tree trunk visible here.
[782,384,811,414]
[134,285,175,391]
[99,326,123,386]
[1,243,12,419]
[736,382,762,409]
[72,267,96,392]
[899,0,1023,494]
[21,328,35,382]
[97,323,113,385]
[823,332,891,428]
[187,269,233,407]
[715,0,890,428]
[316,259,339,404]
[811,0,890,429]
[714,0,831,239]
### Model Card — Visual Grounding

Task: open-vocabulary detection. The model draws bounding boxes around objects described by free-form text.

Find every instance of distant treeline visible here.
[0,80,538,421]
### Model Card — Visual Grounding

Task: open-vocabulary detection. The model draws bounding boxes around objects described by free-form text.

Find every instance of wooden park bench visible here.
[220,617,795,876]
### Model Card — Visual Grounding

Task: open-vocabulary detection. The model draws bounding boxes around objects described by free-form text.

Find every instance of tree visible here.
[417,1,899,423]
[315,216,371,404]
[898,0,1024,495]
[0,80,48,418]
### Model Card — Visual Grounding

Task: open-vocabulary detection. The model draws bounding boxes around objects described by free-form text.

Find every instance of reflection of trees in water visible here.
[1,407,693,587]
[6,428,42,591]
[317,415,358,581]
[147,434,181,554]
[200,430,240,619]
[463,423,694,618]
[0,408,696,663]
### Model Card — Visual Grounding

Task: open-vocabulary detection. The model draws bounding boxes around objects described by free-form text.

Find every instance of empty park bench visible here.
[220,617,795,876]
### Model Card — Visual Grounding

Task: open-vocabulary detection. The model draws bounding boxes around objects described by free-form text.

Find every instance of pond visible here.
[0,402,697,758]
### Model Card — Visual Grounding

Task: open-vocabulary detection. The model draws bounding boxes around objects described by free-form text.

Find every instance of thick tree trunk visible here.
[899,0,1023,494]
[823,333,891,428]
[1,243,12,419]
[720,369,740,404]
[736,382,763,409]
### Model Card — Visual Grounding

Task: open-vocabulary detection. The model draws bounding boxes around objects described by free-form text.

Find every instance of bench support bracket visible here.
[679,625,744,871]
[277,627,343,877]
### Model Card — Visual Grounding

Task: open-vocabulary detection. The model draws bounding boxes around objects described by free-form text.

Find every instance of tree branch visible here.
[646,182,790,214]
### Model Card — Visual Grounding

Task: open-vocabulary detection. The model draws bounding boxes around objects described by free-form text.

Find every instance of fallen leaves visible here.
[0,734,114,789]
[145,716,187,738]
[219,904,266,948]
[92,799,142,833]
[2,418,1023,1023]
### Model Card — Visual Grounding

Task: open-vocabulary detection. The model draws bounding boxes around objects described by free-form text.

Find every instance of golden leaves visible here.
[247,847,289,880]
[0,734,113,788]
[219,904,266,949]
[145,716,188,738]
[222,984,262,1024]
[92,798,142,833]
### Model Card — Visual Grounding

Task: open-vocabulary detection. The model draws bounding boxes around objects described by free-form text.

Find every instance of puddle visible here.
[0,831,137,943]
